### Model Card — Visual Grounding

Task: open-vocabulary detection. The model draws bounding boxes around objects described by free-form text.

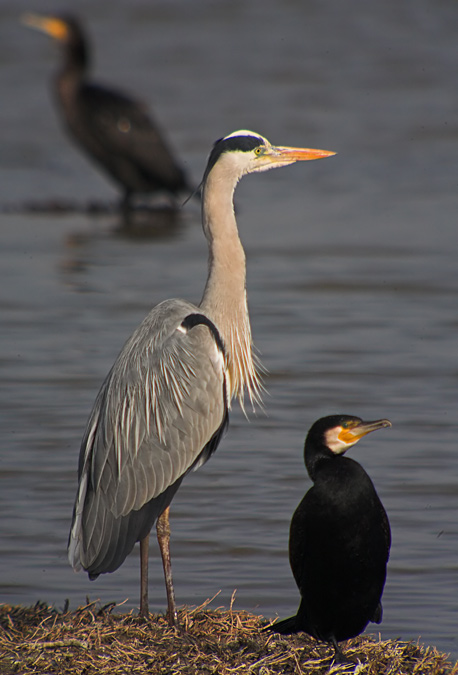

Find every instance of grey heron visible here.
[68,129,335,625]
[268,415,391,660]
[21,13,191,209]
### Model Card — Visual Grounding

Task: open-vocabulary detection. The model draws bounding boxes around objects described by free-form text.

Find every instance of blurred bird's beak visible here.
[21,13,68,41]
[339,419,392,445]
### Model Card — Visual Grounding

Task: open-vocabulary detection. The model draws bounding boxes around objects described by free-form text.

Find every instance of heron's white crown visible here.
[223,129,269,144]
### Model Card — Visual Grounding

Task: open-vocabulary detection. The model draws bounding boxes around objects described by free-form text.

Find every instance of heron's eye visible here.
[254,146,264,156]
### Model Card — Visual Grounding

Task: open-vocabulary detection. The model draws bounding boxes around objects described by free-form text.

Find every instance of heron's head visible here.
[202,130,335,184]
[308,415,392,455]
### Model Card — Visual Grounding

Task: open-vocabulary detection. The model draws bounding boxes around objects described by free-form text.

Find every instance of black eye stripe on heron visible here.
[203,134,266,180]
[67,128,335,626]
[211,134,265,158]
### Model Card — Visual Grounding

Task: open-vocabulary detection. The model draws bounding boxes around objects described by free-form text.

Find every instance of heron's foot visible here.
[138,604,150,619]
[166,604,179,628]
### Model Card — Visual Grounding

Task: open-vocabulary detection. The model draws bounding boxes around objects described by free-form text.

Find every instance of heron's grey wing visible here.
[68,299,228,573]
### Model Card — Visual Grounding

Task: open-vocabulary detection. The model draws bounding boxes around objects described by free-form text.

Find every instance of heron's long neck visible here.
[200,167,262,410]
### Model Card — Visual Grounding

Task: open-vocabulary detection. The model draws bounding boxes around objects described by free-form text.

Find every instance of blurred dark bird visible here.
[269,414,391,660]
[65,130,335,625]
[22,13,192,209]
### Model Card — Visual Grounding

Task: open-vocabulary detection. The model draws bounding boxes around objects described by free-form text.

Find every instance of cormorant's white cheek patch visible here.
[325,426,358,454]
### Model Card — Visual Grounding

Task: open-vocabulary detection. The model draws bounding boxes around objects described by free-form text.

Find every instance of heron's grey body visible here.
[69,299,228,577]
[67,130,334,623]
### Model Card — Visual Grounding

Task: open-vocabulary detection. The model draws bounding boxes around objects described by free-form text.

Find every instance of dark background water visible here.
[1,0,458,662]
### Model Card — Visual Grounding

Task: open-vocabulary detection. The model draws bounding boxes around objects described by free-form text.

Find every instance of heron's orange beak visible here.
[272,146,336,162]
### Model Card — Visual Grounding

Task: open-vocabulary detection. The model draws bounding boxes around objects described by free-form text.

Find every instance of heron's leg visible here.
[139,533,150,617]
[156,506,178,627]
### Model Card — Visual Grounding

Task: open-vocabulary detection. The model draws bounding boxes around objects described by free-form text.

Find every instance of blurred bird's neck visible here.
[56,46,86,112]
[60,42,87,80]
[200,168,262,411]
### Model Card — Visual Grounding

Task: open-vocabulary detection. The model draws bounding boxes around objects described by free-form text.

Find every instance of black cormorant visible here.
[269,414,391,660]
[22,13,192,209]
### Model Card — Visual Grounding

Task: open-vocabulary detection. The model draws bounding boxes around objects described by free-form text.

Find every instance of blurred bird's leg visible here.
[139,533,150,617]
[157,506,178,626]
[120,189,133,213]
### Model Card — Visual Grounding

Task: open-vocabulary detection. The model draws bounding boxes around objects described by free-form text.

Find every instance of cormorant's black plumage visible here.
[269,414,391,658]
[24,13,191,208]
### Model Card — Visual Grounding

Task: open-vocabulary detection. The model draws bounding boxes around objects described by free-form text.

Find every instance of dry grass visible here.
[1,597,457,675]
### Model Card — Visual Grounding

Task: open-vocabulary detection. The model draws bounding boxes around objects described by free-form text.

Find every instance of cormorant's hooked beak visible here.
[21,13,69,41]
[338,418,392,445]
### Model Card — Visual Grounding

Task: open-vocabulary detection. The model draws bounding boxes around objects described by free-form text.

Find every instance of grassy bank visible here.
[1,600,456,674]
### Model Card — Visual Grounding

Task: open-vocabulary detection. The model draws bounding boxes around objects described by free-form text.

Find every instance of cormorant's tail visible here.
[264,615,298,635]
